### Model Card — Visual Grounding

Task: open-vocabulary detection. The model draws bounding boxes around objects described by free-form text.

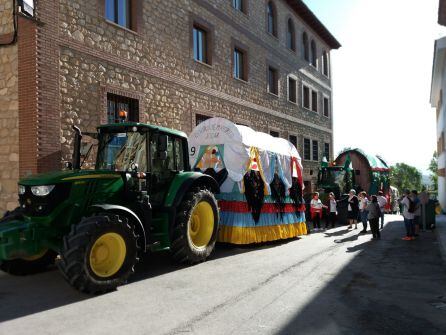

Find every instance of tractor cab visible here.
[73,123,190,207]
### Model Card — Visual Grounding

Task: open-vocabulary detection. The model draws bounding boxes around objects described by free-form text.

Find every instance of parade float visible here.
[189,117,307,244]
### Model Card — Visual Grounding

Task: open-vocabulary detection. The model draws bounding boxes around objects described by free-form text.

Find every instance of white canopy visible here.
[189,117,302,185]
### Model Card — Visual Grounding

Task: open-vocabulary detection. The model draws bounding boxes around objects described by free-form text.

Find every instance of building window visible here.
[302,32,309,61]
[311,91,318,112]
[303,84,318,113]
[267,2,277,37]
[287,19,296,51]
[193,25,209,64]
[289,134,297,149]
[303,85,310,109]
[312,140,319,161]
[323,97,329,117]
[304,138,311,160]
[324,143,330,160]
[196,113,212,126]
[310,40,317,67]
[232,0,246,13]
[322,50,329,76]
[105,0,132,30]
[268,66,278,95]
[107,93,139,124]
[288,76,297,103]
[270,130,279,137]
[233,47,247,81]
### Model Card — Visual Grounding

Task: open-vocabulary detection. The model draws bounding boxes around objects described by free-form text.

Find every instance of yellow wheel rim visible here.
[188,201,214,248]
[89,232,127,278]
[22,248,48,261]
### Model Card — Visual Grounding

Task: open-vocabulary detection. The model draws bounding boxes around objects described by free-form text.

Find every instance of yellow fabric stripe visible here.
[218,222,307,244]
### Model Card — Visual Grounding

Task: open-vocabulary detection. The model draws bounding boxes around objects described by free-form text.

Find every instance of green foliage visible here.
[428,151,438,190]
[390,163,422,193]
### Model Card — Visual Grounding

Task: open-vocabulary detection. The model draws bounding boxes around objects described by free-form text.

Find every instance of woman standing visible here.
[367,195,381,239]
[310,192,327,232]
[347,189,359,230]
[326,192,337,229]
[359,191,369,233]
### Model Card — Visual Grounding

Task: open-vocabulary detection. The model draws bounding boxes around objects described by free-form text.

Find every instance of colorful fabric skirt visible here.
[216,193,307,244]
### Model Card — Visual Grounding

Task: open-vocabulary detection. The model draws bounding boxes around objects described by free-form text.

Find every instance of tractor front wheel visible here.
[0,249,57,275]
[171,188,219,264]
[57,214,139,294]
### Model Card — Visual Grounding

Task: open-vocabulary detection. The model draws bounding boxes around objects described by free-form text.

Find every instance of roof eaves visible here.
[286,0,341,49]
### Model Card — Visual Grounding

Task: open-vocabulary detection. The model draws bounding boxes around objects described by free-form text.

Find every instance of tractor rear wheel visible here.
[0,249,57,275]
[57,214,139,294]
[171,188,219,264]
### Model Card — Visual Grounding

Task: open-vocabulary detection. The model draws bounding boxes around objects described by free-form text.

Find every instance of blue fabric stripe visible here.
[217,193,298,204]
[220,211,306,227]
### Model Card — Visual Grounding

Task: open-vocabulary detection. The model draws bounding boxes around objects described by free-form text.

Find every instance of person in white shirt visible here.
[377,191,387,229]
[359,191,369,233]
[399,190,415,240]
[310,192,327,231]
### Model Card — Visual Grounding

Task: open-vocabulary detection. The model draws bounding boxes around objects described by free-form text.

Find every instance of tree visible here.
[390,163,422,193]
[428,151,438,191]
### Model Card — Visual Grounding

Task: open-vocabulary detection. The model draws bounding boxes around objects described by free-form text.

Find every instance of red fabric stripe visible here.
[219,201,304,213]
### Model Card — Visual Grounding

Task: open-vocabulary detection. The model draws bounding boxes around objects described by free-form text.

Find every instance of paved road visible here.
[1,215,446,335]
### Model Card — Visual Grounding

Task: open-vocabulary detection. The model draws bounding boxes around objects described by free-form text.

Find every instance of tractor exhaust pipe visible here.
[72,125,82,170]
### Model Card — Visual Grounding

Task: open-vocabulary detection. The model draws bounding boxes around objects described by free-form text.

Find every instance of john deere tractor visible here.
[0,123,219,294]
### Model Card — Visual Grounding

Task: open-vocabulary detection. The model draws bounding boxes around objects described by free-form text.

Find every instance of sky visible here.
[304,0,446,174]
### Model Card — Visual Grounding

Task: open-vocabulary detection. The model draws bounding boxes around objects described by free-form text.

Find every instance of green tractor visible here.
[0,123,220,294]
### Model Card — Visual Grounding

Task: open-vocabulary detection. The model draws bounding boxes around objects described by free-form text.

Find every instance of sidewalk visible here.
[435,215,446,263]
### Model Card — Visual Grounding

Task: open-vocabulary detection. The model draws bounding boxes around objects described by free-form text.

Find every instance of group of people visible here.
[309,190,388,240]
[399,190,423,241]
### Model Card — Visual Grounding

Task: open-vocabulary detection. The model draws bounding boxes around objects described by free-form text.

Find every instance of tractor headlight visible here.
[18,185,26,195]
[31,185,55,197]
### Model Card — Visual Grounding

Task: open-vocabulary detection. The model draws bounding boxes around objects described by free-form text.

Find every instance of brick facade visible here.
[0,0,340,213]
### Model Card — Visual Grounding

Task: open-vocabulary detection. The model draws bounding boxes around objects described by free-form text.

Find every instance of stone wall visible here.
[0,0,14,35]
[56,0,336,191]
[0,0,19,214]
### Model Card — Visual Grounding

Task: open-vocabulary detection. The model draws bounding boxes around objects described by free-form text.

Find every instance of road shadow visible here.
[0,234,302,323]
[323,227,350,238]
[333,231,361,244]
[0,265,90,323]
[277,218,446,334]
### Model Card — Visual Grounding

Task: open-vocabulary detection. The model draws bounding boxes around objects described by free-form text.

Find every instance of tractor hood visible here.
[19,170,122,186]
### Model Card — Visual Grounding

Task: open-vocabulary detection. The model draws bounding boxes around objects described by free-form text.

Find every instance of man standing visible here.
[400,190,415,240]
[377,191,387,229]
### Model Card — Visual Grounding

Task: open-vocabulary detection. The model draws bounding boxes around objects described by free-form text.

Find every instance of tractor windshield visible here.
[319,168,345,186]
[96,132,148,171]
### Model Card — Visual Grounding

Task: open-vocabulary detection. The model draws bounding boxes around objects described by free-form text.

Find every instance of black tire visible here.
[57,214,139,294]
[0,250,57,276]
[171,188,219,264]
